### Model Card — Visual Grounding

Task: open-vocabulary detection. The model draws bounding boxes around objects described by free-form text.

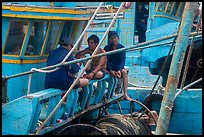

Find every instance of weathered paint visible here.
[2,5,91,14]
[2,59,47,64]
[154,2,196,135]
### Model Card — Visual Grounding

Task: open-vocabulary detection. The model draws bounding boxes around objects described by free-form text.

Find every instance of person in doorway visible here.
[75,34,107,79]
[104,31,132,101]
[44,38,89,91]
[135,3,148,43]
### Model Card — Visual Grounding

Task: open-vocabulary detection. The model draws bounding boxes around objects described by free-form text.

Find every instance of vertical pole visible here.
[154,2,196,135]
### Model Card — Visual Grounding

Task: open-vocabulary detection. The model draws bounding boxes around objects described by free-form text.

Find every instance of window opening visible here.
[25,21,49,56]
[3,20,28,55]
[44,21,62,55]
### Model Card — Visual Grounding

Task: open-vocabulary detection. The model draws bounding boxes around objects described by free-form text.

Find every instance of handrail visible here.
[35,2,125,134]
[174,78,202,102]
[2,31,202,80]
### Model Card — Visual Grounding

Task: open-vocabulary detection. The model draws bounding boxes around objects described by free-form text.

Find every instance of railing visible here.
[2,74,124,135]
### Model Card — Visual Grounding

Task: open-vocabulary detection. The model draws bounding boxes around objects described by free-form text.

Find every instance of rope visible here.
[35,2,125,134]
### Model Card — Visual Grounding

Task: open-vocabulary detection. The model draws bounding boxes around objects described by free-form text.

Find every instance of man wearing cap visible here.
[104,31,132,101]
[44,38,89,91]
[75,34,107,79]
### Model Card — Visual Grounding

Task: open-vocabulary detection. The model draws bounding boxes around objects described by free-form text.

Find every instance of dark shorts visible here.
[86,67,106,78]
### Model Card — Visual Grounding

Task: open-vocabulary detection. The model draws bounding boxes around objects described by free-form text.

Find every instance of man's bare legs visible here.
[121,69,132,101]
[93,71,104,79]
[78,78,89,87]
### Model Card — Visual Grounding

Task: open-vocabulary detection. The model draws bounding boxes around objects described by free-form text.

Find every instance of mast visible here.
[154,2,197,135]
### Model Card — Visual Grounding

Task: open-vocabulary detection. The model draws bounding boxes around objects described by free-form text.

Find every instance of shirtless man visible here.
[75,34,107,79]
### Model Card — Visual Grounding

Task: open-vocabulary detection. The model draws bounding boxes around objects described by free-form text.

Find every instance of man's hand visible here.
[86,72,95,79]
[116,70,121,78]
[109,70,117,77]
[141,19,146,24]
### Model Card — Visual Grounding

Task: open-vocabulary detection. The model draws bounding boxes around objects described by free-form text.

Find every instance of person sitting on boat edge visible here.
[75,34,107,79]
[104,31,132,102]
[44,38,89,91]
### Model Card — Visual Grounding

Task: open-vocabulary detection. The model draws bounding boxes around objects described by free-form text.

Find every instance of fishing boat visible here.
[2,2,202,135]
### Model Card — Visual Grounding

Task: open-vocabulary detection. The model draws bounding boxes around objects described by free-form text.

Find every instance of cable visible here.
[130,99,157,126]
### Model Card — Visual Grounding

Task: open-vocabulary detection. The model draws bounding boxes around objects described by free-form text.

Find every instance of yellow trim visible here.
[176,2,182,17]
[164,2,169,12]
[2,59,47,64]
[2,20,11,53]
[54,22,63,49]
[19,21,30,55]
[153,14,181,22]
[2,5,90,14]
[2,14,90,21]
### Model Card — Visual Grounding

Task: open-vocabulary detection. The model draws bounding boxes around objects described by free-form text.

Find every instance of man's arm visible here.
[67,54,80,74]
[75,48,90,59]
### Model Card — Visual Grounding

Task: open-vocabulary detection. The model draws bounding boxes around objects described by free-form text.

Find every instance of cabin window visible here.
[25,21,49,56]
[3,20,29,55]
[91,23,104,28]
[155,2,185,17]
[156,2,167,12]
[165,2,173,13]
[171,3,179,15]
[176,3,185,17]
[44,21,62,55]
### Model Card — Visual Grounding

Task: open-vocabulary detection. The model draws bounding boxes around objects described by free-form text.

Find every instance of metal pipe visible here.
[174,78,202,101]
[154,2,197,135]
[35,2,125,134]
[3,32,202,80]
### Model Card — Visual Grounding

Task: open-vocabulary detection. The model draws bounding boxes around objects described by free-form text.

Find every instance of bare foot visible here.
[123,95,132,102]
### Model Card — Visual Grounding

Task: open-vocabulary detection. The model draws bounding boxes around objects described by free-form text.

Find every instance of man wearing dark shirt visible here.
[44,38,89,90]
[104,31,132,101]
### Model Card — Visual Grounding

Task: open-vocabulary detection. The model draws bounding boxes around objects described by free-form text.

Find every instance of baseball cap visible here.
[60,36,72,46]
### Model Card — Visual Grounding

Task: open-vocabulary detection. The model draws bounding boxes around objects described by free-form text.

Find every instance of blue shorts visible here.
[86,67,106,78]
